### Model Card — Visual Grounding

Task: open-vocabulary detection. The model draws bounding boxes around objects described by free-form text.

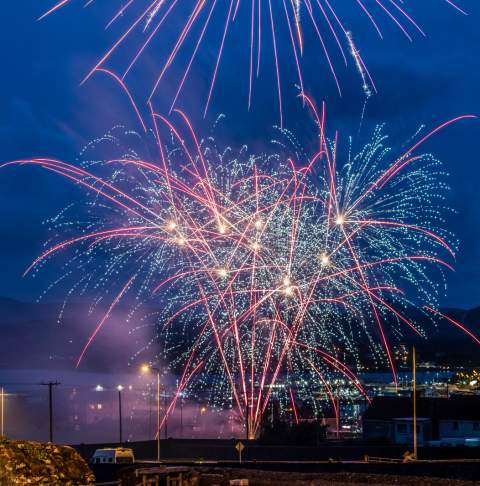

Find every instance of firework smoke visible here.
[2,99,477,436]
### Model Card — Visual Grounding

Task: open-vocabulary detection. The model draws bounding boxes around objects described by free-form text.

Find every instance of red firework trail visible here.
[38,0,466,124]
[1,101,477,436]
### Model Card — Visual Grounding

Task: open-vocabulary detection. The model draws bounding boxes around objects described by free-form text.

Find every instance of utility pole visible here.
[1,386,5,437]
[141,365,161,462]
[148,386,152,439]
[336,396,340,439]
[164,390,168,440]
[180,395,183,438]
[412,347,417,460]
[41,382,60,443]
[117,386,123,445]
[157,371,160,461]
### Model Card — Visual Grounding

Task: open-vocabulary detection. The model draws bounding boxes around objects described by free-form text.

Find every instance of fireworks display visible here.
[39,0,466,124]
[2,99,477,436]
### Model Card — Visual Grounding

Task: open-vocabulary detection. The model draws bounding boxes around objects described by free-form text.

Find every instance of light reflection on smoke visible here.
[0,368,244,444]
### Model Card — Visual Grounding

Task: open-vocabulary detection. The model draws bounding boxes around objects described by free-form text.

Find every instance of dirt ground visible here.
[0,438,95,485]
[198,468,480,486]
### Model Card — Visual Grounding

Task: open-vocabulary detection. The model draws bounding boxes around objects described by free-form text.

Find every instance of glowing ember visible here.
[1,99,477,438]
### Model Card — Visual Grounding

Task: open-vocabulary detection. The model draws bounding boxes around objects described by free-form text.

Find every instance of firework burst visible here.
[1,100,477,437]
[39,0,466,125]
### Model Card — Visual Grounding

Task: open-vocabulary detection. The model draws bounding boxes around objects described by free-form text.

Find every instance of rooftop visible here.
[363,396,480,421]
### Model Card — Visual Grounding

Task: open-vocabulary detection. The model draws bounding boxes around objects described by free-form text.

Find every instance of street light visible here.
[117,385,124,445]
[179,392,184,438]
[1,387,5,437]
[412,347,417,461]
[95,385,123,444]
[0,389,19,438]
[141,364,161,462]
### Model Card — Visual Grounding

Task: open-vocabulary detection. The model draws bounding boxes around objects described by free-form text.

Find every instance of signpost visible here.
[235,441,245,464]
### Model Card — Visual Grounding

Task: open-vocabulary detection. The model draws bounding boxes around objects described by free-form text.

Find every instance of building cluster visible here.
[362,395,480,447]
[2,365,480,445]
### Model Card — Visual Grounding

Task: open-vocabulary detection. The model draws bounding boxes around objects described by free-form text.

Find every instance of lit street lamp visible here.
[141,364,161,462]
[179,392,183,439]
[1,387,5,437]
[1,388,19,438]
[95,384,124,444]
[117,385,124,445]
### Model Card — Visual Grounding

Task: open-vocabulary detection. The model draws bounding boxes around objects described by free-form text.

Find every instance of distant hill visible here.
[0,296,154,372]
[412,306,480,367]
[0,297,478,372]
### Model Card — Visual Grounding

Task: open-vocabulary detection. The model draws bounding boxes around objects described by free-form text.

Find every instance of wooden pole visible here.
[413,347,417,460]
[336,396,340,439]
[1,387,4,437]
[41,381,60,443]
[157,370,160,462]
[118,389,123,445]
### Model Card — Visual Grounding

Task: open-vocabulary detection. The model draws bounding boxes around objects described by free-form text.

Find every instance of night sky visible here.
[1,1,479,309]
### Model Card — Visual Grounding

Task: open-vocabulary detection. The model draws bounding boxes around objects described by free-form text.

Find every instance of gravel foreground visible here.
[198,468,480,486]
[0,438,95,485]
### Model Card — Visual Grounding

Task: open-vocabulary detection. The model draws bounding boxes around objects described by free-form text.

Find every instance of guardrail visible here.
[364,456,404,463]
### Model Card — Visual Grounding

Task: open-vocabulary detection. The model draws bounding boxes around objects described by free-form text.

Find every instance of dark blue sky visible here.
[1,1,479,308]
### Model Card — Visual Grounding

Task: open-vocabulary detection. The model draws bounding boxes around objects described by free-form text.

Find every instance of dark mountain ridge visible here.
[0,297,479,371]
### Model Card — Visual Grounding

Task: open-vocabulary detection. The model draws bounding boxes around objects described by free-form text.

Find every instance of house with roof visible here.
[362,396,480,446]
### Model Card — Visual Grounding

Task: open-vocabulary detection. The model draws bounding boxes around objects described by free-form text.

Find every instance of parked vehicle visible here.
[91,447,135,464]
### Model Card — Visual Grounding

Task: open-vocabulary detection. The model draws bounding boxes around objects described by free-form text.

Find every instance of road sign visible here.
[235,441,245,463]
